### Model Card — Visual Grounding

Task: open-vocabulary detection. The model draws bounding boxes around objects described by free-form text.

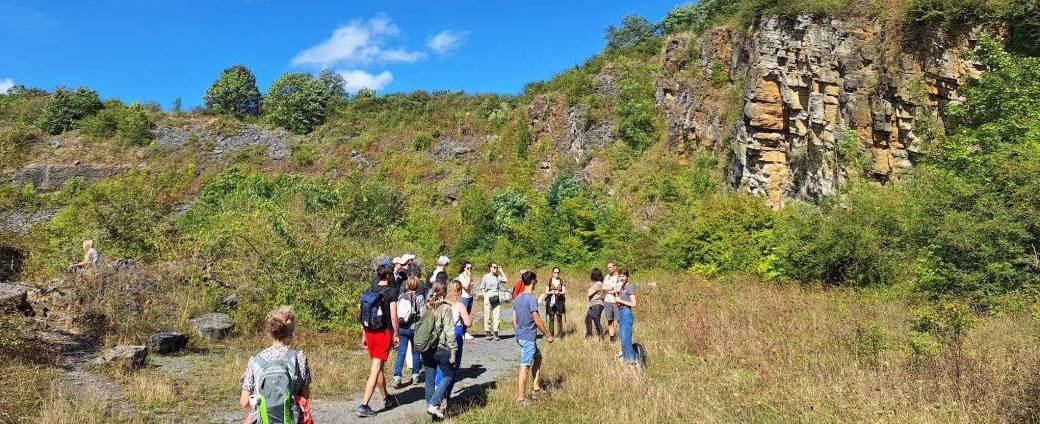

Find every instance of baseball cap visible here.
[392,257,403,265]
[401,254,417,263]
[377,258,392,267]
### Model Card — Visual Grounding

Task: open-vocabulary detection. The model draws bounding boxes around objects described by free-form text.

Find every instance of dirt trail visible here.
[37,324,133,415]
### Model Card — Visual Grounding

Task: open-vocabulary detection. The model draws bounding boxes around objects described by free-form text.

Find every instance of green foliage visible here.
[78,101,126,142]
[0,124,41,170]
[117,102,151,146]
[660,193,776,277]
[171,97,182,114]
[265,72,339,134]
[36,87,103,134]
[605,15,661,54]
[204,65,262,116]
[661,0,742,35]
[412,131,434,151]
[616,63,661,151]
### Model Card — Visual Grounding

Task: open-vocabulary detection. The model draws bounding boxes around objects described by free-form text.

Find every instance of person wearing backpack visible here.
[615,268,639,367]
[392,275,425,388]
[357,267,401,417]
[415,280,457,419]
[434,279,473,411]
[239,306,312,424]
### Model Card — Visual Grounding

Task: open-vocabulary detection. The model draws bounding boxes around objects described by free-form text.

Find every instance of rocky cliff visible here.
[656,15,982,207]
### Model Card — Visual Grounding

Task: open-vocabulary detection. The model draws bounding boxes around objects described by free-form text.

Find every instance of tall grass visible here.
[457,273,1040,423]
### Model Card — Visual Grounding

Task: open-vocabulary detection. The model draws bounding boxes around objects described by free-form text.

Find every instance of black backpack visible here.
[360,287,390,331]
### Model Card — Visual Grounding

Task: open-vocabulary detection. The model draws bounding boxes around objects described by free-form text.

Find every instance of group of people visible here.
[235,254,638,423]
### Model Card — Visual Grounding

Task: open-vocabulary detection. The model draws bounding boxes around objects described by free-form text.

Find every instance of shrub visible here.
[78,102,126,142]
[264,72,334,134]
[660,193,776,276]
[605,15,660,53]
[36,87,103,134]
[661,0,741,35]
[616,63,661,151]
[204,65,262,116]
[117,102,151,146]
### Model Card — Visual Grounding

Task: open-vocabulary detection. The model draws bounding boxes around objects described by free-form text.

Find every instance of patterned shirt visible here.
[240,345,312,392]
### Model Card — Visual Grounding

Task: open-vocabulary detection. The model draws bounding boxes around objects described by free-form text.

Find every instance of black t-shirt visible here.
[371,283,399,321]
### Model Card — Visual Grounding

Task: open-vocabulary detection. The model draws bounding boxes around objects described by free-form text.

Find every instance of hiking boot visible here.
[427,404,445,419]
[356,404,377,417]
[492,332,500,341]
[392,375,402,388]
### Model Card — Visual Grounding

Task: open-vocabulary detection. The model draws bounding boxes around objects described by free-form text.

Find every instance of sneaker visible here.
[392,375,402,388]
[464,333,474,340]
[427,404,445,419]
[356,404,377,417]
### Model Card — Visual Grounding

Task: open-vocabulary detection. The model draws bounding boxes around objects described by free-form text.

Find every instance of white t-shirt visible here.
[457,273,472,299]
[87,248,100,265]
[603,274,620,303]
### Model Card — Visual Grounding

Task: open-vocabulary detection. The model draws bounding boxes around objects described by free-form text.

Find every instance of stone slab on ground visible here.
[0,282,31,314]
[149,331,189,354]
[93,345,148,370]
[191,312,233,341]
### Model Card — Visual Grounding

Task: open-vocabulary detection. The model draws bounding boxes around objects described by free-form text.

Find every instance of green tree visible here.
[118,102,151,145]
[605,15,659,52]
[204,65,262,116]
[171,97,182,114]
[660,0,740,35]
[264,72,333,134]
[36,87,103,134]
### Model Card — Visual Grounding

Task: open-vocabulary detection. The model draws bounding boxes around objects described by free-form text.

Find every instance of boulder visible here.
[190,313,233,341]
[0,282,32,315]
[93,345,148,370]
[148,332,188,354]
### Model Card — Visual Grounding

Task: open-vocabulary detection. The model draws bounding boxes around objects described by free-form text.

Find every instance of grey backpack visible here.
[250,350,302,424]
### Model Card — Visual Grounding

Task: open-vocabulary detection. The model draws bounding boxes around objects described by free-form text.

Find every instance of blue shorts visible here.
[518,339,540,366]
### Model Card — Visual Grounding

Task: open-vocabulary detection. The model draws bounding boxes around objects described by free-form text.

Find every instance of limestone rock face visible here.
[12,163,127,191]
[190,312,233,341]
[154,122,294,160]
[655,16,981,207]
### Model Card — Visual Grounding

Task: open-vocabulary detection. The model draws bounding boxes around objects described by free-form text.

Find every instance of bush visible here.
[78,101,126,142]
[660,0,741,35]
[117,102,151,146]
[660,193,776,276]
[36,87,103,134]
[616,63,661,151]
[605,15,660,53]
[264,72,335,134]
[204,65,262,116]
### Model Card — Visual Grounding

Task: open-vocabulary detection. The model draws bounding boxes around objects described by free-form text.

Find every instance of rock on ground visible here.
[191,313,233,341]
[92,345,148,370]
[0,282,32,315]
[148,331,188,354]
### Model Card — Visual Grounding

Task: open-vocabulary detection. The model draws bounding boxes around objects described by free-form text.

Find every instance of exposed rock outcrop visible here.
[12,163,127,191]
[190,312,233,341]
[92,345,148,370]
[155,122,294,160]
[656,16,982,207]
[0,282,32,315]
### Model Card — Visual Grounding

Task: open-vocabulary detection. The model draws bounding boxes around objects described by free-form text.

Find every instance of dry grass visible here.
[0,362,60,424]
[456,273,1040,423]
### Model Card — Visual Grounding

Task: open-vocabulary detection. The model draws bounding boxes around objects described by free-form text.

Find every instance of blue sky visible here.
[1,1,683,109]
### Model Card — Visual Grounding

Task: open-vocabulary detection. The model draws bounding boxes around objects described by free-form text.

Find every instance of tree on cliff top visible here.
[204,65,262,117]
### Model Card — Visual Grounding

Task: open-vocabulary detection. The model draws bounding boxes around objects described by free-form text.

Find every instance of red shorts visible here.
[364,329,392,361]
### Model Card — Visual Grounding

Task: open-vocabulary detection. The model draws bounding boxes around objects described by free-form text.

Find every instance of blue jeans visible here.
[423,348,455,407]
[394,328,421,378]
[619,308,636,363]
[436,325,465,396]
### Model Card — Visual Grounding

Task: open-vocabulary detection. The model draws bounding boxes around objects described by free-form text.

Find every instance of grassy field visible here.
[454,273,1040,423]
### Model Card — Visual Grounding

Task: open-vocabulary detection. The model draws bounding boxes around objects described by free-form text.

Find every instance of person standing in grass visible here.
[456,261,475,340]
[239,306,311,424]
[393,275,425,388]
[615,268,639,366]
[480,262,508,341]
[435,279,473,410]
[357,267,400,417]
[602,261,621,343]
[585,268,606,340]
[544,267,567,339]
[513,270,554,402]
[422,281,456,420]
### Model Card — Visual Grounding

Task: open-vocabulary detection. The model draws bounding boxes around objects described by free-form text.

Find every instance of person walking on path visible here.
[513,271,554,402]
[544,267,567,339]
[615,269,639,366]
[456,261,475,340]
[602,261,621,343]
[480,262,508,341]
[239,306,312,424]
[585,268,606,340]
[422,281,457,420]
[393,275,425,388]
[435,279,473,410]
[357,268,400,417]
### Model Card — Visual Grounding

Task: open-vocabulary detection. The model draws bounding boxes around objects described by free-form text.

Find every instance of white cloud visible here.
[337,70,393,93]
[291,16,425,68]
[0,78,13,94]
[427,30,469,55]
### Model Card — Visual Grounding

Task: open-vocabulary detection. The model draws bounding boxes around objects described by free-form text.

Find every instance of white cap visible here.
[437,255,450,266]
[392,256,403,265]
[401,254,417,263]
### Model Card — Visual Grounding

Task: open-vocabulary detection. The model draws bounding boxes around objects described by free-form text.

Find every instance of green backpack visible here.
[413,302,450,353]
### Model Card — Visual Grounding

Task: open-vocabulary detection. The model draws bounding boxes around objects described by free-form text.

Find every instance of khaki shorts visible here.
[603,302,620,322]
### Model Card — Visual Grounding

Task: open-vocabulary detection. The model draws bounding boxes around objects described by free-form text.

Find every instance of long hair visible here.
[82,239,94,263]
[427,280,448,308]
[446,279,464,303]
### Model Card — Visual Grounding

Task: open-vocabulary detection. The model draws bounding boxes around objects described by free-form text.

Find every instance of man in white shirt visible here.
[429,255,450,285]
[602,261,621,343]
[479,262,508,341]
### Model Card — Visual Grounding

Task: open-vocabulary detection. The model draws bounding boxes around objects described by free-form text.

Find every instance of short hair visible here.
[590,268,604,282]
[552,267,561,273]
[521,270,537,286]
[619,268,630,277]
[266,306,295,344]
[607,260,617,266]
[406,275,420,292]
[435,270,449,284]
[377,266,393,282]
